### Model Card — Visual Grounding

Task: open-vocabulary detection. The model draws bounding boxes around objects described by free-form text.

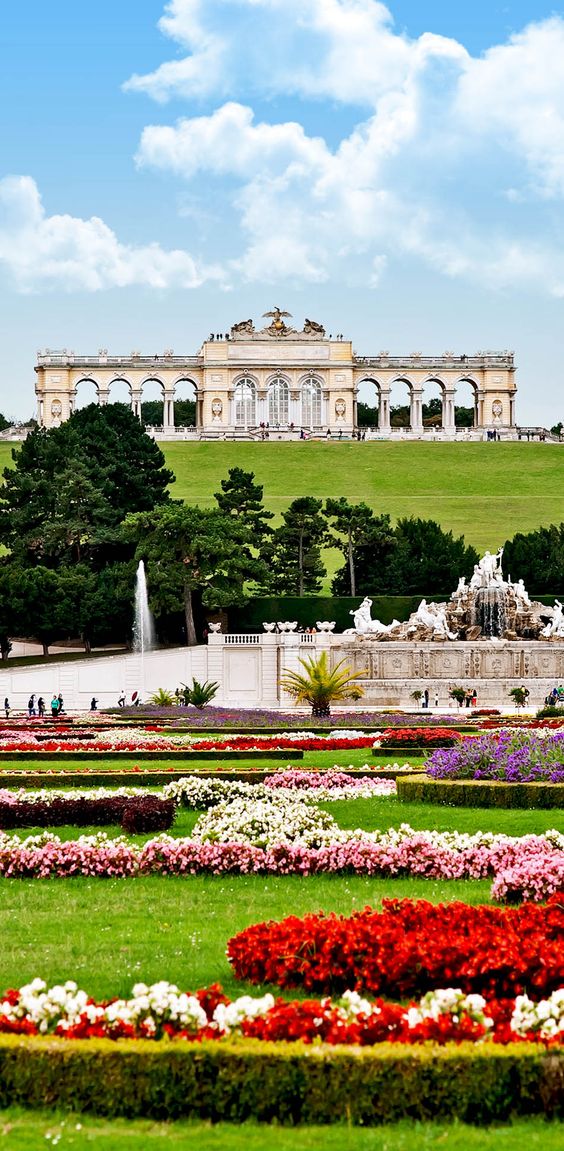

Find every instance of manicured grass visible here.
[4,441,561,556]
[0,749,422,774]
[0,873,493,999]
[320,798,564,836]
[158,442,564,555]
[0,1111,562,1149]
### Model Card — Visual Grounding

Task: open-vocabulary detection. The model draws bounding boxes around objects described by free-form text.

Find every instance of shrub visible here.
[397,774,564,809]
[0,795,175,833]
[120,796,175,834]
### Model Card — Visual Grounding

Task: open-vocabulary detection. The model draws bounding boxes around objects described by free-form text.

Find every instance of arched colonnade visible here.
[70,374,200,428]
[354,374,480,433]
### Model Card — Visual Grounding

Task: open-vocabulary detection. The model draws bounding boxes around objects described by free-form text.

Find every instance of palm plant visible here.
[181,678,220,710]
[280,651,364,717]
[148,688,176,706]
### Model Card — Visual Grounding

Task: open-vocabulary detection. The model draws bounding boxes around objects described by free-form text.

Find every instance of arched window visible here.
[234,378,256,427]
[301,377,322,427]
[268,377,289,425]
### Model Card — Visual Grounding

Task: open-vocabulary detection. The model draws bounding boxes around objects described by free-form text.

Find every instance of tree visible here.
[281,651,364,717]
[214,467,273,541]
[325,498,396,596]
[261,498,328,596]
[0,404,174,567]
[125,505,264,646]
[502,524,564,594]
[382,518,479,595]
[0,413,10,432]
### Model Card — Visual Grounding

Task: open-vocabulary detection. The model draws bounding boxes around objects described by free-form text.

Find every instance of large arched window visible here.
[268,376,289,425]
[234,377,256,427]
[301,377,322,427]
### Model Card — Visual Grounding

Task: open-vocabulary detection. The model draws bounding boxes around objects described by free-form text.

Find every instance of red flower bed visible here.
[379,728,461,749]
[227,896,564,999]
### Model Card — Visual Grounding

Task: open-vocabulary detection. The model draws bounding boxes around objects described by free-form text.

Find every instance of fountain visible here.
[133,561,155,655]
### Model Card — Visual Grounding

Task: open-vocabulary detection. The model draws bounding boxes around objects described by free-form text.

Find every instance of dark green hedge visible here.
[0,1036,560,1124]
[398,774,564,809]
[0,750,302,762]
[228,596,449,632]
[0,767,404,788]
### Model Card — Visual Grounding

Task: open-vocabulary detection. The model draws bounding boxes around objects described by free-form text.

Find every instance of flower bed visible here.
[227,896,564,998]
[426,732,564,783]
[0,977,561,1047]
[0,793,174,833]
[163,772,398,809]
[111,706,463,729]
[0,825,561,899]
[377,728,462,750]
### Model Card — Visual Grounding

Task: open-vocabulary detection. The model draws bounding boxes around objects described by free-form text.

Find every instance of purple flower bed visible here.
[112,707,462,729]
[426,731,564,784]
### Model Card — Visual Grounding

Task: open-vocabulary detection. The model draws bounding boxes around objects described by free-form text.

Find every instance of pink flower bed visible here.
[0,829,561,900]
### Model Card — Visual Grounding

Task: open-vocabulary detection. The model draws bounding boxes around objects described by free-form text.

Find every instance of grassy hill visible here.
[160,441,562,555]
[1,439,562,555]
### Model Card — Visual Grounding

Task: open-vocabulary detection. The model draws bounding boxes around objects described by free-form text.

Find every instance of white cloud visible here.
[0,176,225,292]
[128,3,564,297]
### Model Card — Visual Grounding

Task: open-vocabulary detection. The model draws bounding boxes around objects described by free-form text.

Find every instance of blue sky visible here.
[1,0,564,424]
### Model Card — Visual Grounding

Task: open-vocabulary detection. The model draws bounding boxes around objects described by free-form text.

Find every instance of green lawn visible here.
[0,749,426,774]
[0,1111,561,1149]
[2,441,563,556]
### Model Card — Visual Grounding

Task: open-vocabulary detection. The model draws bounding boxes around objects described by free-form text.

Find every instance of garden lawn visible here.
[159,441,564,557]
[0,750,425,774]
[0,1112,561,1150]
[0,873,493,999]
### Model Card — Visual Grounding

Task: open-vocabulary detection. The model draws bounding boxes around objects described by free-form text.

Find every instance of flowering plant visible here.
[426,731,564,783]
[377,728,461,749]
[0,978,561,1046]
[227,895,564,998]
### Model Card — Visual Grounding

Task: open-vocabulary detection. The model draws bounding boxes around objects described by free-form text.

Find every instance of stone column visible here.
[378,388,391,432]
[98,389,110,407]
[410,388,424,433]
[476,390,486,430]
[130,390,142,420]
[163,391,175,430]
[443,389,456,434]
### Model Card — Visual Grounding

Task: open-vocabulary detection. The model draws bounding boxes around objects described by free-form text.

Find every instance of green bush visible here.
[228,596,448,633]
[0,1036,560,1124]
[397,774,564,809]
[536,706,564,719]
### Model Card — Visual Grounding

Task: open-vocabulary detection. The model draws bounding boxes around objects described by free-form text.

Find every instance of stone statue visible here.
[262,307,294,336]
[303,318,325,336]
[542,599,564,639]
[469,548,504,589]
[231,319,255,335]
[344,597,395,636]
[514,578,531,607]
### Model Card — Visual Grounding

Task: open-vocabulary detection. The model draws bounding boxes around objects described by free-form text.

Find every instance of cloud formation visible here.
[129,1,564,296]
[0,176,224,292]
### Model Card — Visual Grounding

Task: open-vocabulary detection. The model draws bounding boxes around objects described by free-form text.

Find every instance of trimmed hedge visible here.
[0,768,405,789]
[397,774,564,809]
[0,1035,560,1124]
[0,794,175,832]
[0,750,303,762]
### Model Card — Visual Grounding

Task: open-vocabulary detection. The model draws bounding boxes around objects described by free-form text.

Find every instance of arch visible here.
[72,377,99,412]
[234,376,257,427]
[106,377,133,403]
[388,377,413,428]
[139,377,165,427]
[356,376,380,428]
[267,375,289,426]
[173,377,198,428]
[300,375,322,428]
[421,376,446,430]
[455,376,479,429]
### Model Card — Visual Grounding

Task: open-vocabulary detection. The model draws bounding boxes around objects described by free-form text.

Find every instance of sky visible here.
[1,0,564,424]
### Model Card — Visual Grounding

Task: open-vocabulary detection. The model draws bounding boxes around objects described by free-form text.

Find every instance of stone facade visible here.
[35,309,517,437]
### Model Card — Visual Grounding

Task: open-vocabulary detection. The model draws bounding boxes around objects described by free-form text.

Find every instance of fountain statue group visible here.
[344,550,564,642]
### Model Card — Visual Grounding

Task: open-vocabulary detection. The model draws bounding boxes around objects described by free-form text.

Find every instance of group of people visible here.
[545,685,564,706]
[5,693,67,719]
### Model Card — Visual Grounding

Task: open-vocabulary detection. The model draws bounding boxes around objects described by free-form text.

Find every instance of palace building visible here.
[35,308,517,437]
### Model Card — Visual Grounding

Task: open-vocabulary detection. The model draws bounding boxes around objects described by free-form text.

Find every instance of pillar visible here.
[410,388,424,433]
[131,390,142,420]
[443,389,456,434]
[378,388,391,432]
[163,391,175,430]
[98,389,109,407]
[476,390,485,430]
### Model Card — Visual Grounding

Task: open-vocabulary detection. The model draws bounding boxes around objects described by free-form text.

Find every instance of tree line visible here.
[0,404,560,654]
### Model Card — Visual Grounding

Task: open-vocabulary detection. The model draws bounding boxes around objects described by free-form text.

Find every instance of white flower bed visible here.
[191,796,343,849]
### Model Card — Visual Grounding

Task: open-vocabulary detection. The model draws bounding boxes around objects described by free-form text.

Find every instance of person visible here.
[57,693,64,715]
[50,694,60,719]
[37,696,45,718]
[28,694,36,718]
[90,697,98,711]
[434,692,439,708]
[465,690,472,708]
[118,691,126,708]
[423,688,429,709]
[132,692,140,707]
[3,697,9,719]
[471,689,477,708]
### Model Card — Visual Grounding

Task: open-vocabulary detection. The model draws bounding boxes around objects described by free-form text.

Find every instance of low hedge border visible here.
[0,750,303,762]
[0,1035,560,1124]
[0,768,409,788]
[397,774,564,809]
[0,795,175,832]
